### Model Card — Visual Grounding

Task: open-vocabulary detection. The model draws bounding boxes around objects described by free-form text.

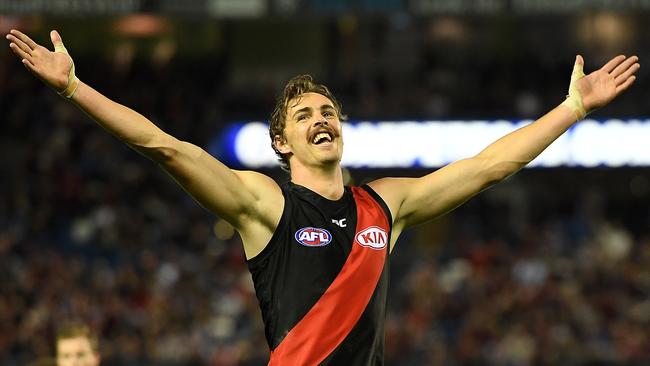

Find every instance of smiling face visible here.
[274,92,344,172]
[269,75,346,172]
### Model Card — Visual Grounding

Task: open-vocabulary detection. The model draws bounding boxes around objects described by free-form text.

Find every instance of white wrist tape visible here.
[54,42,79,99]
[561,58,587,120]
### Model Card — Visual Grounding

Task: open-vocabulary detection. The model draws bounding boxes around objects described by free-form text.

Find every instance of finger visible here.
[571,55,585,79]
[9,29,38,50]
[22,58,37,72]
[600,55,626,73]
[50,30,63,44]
[615,63,640,86]
[6,34,32,55]
[8,42,34,63]
[50,30,66,52]
[615,76,636,95]
[611,56,639,78]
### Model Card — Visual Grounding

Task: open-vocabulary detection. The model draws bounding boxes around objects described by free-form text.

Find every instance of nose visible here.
[314,117,328,127]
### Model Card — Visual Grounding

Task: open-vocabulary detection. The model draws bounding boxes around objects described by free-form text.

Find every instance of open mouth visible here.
[311,131,333,145]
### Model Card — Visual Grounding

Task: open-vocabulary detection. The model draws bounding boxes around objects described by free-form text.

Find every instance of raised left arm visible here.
[370,55,639,244]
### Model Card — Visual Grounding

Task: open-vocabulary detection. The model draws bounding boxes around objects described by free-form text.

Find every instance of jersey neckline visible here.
[287,181,352,209]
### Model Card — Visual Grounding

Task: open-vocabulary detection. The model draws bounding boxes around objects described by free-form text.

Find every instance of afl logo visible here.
[355,226,388,250]
[295,227,332,247]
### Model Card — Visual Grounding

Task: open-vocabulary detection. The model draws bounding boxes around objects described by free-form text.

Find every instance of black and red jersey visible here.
[247,181,392,365]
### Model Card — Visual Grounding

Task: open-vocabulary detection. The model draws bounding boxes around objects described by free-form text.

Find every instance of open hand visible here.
[6,29,74,93]
[577,55,640,113]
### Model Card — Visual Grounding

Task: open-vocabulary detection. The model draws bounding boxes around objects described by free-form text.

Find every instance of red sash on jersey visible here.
[268,187,389,366]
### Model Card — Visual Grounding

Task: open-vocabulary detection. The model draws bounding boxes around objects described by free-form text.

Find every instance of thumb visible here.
[50,30,66,52]
[571,54,585,80]
[561,54,588,120]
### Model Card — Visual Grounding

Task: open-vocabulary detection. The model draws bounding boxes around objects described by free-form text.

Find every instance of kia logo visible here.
[355,226,387,249]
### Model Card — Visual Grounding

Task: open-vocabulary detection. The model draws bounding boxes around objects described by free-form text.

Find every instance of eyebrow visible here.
[291,104,336,119]
[292,107,310,119]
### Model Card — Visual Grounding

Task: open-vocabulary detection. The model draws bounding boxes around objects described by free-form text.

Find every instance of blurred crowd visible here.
[386,210,650,365]
[2,16,650,366]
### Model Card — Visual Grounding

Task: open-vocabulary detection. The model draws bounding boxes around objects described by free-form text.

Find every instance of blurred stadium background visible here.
[1,0,650,365]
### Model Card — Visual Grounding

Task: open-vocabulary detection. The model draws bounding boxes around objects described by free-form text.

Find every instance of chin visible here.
[321,150,342,162]
[320,156,342,167]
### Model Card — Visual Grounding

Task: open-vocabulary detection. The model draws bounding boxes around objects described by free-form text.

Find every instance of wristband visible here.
[54,42,79,99]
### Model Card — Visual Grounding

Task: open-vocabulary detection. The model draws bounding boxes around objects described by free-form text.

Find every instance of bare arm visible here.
[6,29,283,255]
[371,55,640,239]
[68,80,283,227]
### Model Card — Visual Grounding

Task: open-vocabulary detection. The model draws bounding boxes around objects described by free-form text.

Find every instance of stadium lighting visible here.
[213,119,650,168]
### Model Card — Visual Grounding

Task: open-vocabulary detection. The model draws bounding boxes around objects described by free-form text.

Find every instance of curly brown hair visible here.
[269,75,346,171]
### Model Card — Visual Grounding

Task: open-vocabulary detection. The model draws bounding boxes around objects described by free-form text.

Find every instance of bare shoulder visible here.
[231,169,284,224]
[366,177,415,251]
[231,170,285,260]
[232,169,283,196]
[366,177,411,222]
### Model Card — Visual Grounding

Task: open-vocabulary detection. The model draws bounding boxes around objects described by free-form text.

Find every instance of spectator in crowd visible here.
[56,322,100,366]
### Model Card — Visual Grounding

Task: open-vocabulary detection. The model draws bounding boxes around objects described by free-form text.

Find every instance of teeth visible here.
[312,132,332,144]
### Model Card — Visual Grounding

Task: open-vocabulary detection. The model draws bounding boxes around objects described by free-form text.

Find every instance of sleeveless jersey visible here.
[247,181,392,365]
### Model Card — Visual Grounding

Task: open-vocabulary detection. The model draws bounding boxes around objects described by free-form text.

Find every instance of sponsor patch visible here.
[295,227,333,247]
[355,226,388,250]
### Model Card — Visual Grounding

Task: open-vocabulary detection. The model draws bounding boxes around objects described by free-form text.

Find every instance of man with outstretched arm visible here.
[6,29,639,365]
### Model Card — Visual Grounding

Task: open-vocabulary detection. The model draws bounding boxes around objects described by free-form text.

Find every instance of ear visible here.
[273,134,291,154]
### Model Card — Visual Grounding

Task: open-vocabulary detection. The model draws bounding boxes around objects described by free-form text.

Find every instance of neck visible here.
[290,163,345,200]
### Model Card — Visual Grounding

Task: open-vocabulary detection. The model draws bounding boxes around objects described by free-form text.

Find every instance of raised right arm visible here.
[68,79,283,229]
[6,29,282,257]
